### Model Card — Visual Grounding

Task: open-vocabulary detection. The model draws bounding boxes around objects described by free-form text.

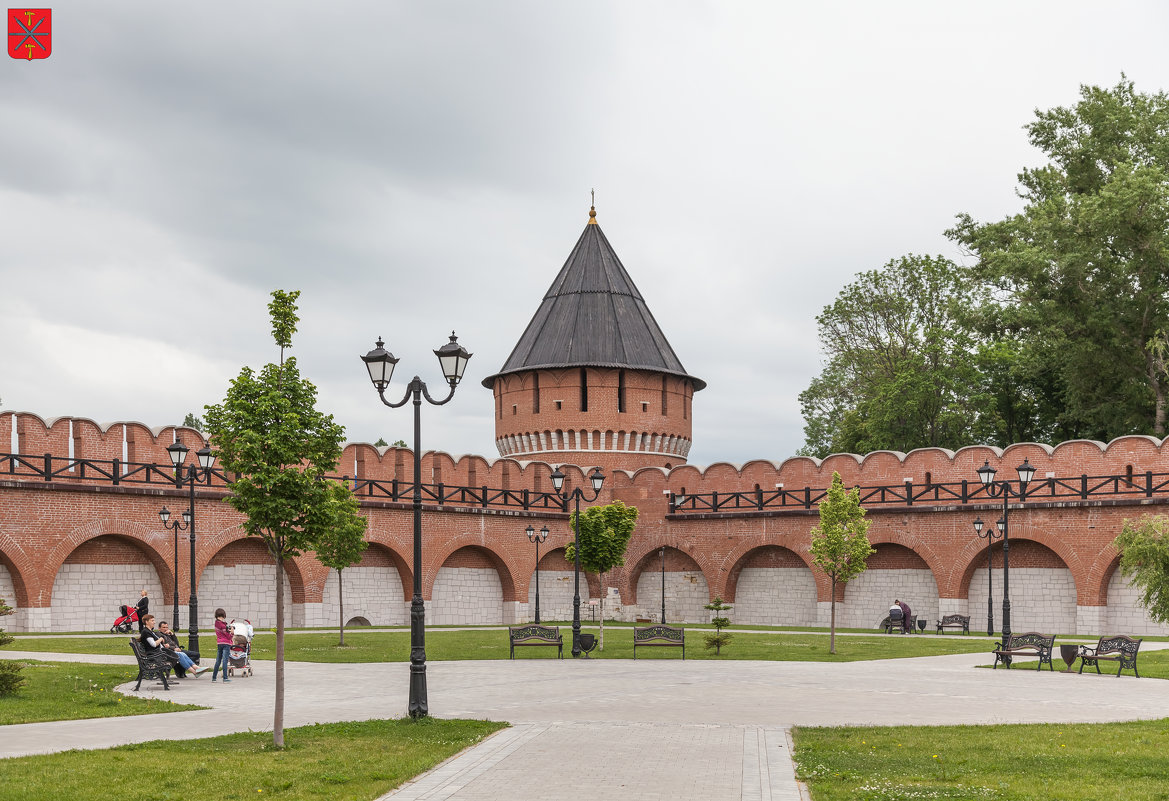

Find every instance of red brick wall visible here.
[64,535,151,565]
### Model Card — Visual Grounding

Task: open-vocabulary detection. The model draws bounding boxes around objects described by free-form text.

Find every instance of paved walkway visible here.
[3,646,1169,800]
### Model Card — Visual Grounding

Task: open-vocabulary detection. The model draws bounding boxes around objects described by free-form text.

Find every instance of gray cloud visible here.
[3,1,1169,464]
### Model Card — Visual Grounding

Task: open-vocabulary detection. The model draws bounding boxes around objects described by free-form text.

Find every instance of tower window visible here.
[580,368,589,412]
[618,370,626,413]
[533,373,540,414]
[661,376,668,415]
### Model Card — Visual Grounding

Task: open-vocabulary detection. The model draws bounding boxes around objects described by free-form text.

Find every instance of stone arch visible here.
[50,532,169,632]
[958,538,1077,635]
[528,546,599,622]
[626,545,711,623]
[322,542,411,627]
[0,536,35,609]
[1097,552,1169,636]
[199,537,302,629]
[430,544,511,625]
[722,544,818,627]
[840,543,939,629]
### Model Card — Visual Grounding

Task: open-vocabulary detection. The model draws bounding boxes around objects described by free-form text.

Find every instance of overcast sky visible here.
[3,2,1168,467]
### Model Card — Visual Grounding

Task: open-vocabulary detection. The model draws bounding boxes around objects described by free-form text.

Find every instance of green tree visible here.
[809,472,874,654]
[703,597,733,655]
[564,500,638,650]
[312,486,368,646]
[203,290,364,748]
[0,596,23,697]
[950,77,1169,440]
[1114,515,1169,624]
[373,438,388,447]
[797,255,991,457]
[181,413,203,432]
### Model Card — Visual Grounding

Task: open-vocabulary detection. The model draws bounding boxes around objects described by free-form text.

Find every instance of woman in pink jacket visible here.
[212,608,233,682]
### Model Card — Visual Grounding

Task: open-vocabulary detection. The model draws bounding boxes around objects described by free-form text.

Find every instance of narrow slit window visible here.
[618,370,626,413]
[580,368,589,412]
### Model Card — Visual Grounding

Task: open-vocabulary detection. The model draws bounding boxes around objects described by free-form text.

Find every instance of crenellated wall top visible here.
[4,411,1168,495]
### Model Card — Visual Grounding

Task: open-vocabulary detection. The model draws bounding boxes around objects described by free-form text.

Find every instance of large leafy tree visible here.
[0,596,23,697]
[1114,515,1169,624]
[950,77,1169,440]
[203,290,366,748]
[564,500,638,650]
[312,487,368,646]
[798,254,990,457]
[809,472,874,654]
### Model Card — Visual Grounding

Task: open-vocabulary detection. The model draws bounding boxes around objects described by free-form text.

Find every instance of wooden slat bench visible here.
[129,637,173,691]
[633,624,685,659]
[508,625,563,659]
[936,614,970,635]
[1078,635,1142,677]
[992,632,1056,671]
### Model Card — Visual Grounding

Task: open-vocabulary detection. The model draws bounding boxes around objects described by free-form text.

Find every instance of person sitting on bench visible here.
[141,615,206,677]
[888,600,904,632]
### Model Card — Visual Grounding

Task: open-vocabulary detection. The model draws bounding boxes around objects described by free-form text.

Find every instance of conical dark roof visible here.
[483,211,705,390]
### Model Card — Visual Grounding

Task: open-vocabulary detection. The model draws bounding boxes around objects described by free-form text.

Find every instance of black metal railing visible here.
[0,451,569,513]
[668,470,1169,514]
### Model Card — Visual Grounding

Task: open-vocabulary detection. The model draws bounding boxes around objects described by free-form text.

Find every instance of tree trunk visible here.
[274,553,285,748]
[829,577,837,655]
[598,573,605,650]
[338,568,345,646]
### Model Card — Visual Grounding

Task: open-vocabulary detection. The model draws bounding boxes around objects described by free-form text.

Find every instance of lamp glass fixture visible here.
[526,525,535,541]
[977,460,997,486]
[182,509,192,526]
[590,468,606,493]
[434,332,472,384]
[996,518,1006,533]
[361,338,399,389]
[159,506,171,524]
[1016,458,1036,486]
[539,525,549,541]
[550,468,566,493]
[167,441,188,468]
[197,446,216,471]
[973,517,983,533]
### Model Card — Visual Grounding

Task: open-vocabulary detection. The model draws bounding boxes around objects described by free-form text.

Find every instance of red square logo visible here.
[8,8,51,60]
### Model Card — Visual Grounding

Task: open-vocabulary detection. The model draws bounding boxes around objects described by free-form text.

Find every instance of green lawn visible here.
[0,717,506,801]
[0,660,202,724]
[794,717,1169,800]
[4,629,995,662]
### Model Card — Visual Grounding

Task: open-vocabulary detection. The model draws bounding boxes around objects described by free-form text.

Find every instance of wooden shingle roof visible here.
[482,211,705,390]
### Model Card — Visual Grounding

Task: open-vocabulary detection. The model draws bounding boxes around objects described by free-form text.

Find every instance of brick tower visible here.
[482,204,705,472]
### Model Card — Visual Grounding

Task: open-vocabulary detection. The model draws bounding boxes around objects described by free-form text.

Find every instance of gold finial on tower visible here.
[588,188,597,224]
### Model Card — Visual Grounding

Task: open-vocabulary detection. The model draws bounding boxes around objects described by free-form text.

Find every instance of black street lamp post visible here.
[972,516,1004,637]
[975,458,1035,647]
[362,332,471,719]
[659,547,666,624]
[158,442,215,659]
[526,524,549,623]
[549,466,606,657]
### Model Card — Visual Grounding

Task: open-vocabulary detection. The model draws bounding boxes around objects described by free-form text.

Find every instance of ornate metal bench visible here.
[129,637,173,691]
[992,632,1056,670]
[936,614,970,634]
[508,625,563,659]
[633,624,685,659]
[1079,635,1142,677]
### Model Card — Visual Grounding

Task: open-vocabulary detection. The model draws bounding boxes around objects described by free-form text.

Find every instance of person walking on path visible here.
[212,608,233,683]
[136,589,149,633]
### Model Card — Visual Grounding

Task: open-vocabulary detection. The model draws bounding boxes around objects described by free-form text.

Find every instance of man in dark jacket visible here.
[157,621,195,677]
[897,600,912,634]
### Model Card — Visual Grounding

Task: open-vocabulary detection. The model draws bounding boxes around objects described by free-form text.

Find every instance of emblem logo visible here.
[8,8,51,60]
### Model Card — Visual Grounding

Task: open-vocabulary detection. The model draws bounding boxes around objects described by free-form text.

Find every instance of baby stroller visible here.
[227,619,254,678]
[111,603,140,634]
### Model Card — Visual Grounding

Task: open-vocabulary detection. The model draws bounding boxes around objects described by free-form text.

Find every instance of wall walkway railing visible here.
[0,451,569,513]
[668,471,1169,514]
[5,451,1169,516]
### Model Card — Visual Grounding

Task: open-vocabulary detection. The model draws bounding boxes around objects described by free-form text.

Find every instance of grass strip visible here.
[0,716,505,801]
[794,716,1169,800]
[5,629,992,662]
[0,660,202,724]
